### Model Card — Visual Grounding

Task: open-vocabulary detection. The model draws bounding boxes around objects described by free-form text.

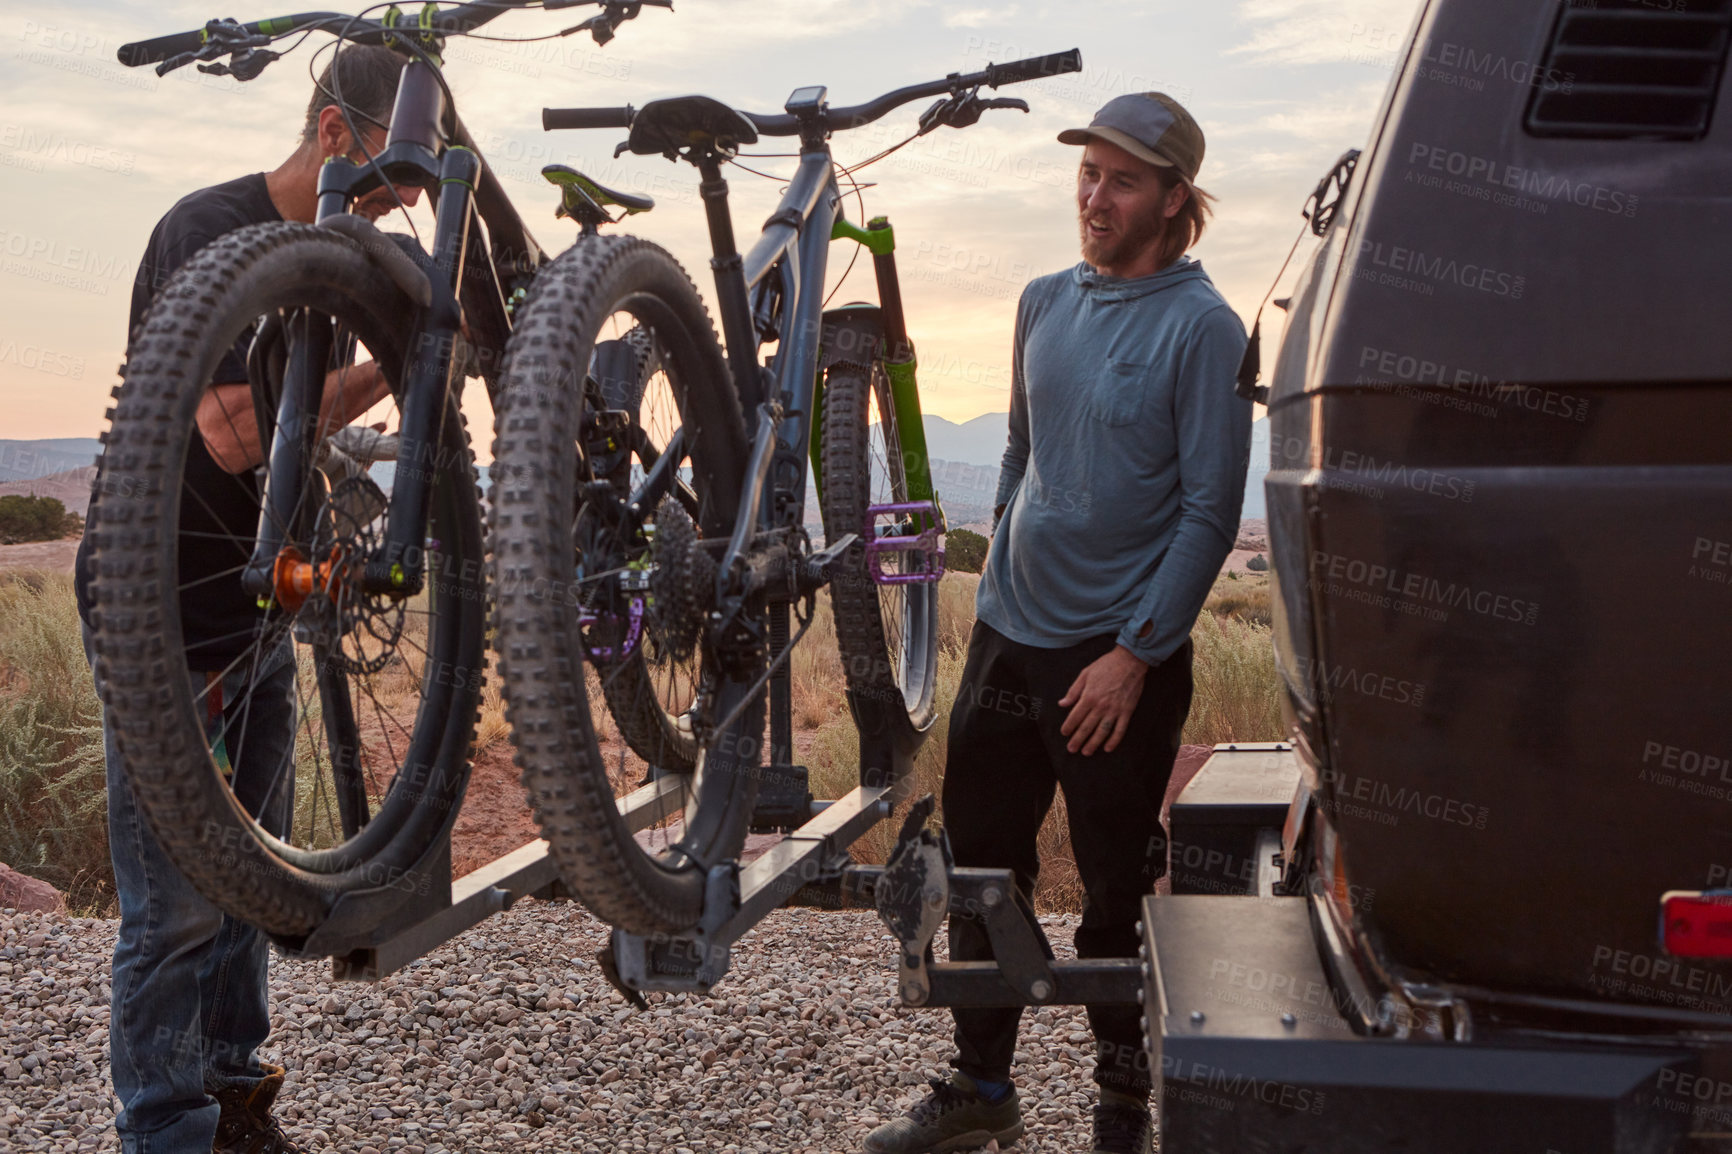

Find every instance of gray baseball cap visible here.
[1058,93,1205,184]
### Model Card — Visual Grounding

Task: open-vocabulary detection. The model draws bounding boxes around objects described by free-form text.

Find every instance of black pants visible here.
[945,620,1192,1100]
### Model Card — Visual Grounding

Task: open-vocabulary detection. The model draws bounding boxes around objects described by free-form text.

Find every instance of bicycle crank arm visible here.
[803,531,859,587]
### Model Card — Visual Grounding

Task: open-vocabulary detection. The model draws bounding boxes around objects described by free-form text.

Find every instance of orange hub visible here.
[271,545,347,612]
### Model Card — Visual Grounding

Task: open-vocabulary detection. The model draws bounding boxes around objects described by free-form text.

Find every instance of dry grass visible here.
[0,552,1285,919]
[1204,571,1273,627]
[0,573,110,913]
[1183,611,1284,746]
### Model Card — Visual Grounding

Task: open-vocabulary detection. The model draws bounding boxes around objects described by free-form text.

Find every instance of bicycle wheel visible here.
[588,326,701,772]
[491,234,762,936]
[89,221,485,940]
[819,361,939,745]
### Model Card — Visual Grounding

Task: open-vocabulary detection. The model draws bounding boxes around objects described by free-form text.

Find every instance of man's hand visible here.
[1058,645,1150,756]
[197,361,392,474]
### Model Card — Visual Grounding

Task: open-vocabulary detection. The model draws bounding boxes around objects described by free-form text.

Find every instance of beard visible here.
[1079,209,1169,273]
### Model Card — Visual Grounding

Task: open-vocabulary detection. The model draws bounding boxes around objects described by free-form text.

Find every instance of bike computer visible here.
[784,85,827,115]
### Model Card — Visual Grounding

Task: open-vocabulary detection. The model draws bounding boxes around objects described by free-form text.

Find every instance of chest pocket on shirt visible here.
[1088,357,1149,426]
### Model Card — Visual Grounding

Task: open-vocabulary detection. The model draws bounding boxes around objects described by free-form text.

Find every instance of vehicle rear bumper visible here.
[1143,894,1729,1152]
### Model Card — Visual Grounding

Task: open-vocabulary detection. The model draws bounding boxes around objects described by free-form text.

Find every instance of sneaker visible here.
[212,1062,302,1154]
[1090,1088,1152,1154]
[862,1071,1025,1154]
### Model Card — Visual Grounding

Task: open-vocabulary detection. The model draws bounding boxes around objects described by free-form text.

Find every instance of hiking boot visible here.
[213,1062,302,1154]
[862,1071,1024,1154]
[1090,1088,1152,1154]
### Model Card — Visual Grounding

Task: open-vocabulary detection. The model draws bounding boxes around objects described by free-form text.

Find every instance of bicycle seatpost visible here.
[696,155,765,417]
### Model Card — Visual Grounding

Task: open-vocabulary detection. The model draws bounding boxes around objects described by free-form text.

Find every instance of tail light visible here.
[1660,890,1732,957]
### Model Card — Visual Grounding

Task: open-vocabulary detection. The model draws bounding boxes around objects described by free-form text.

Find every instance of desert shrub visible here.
[0,573,110,912]
[945,529,988,575]
[0,495,81,544]
[1246,553,1269,572]
[1206,583,1272,628]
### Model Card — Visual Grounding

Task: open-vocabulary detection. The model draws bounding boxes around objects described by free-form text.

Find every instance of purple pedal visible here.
[579,596,643,660]
[864,500,945,586]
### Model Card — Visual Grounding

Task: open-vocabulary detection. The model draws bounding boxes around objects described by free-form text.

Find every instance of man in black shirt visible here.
[78,44,420,1154]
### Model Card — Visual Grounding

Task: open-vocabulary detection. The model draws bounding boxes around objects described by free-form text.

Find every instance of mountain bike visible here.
[491,49,1084,944]
[88,0,667,948]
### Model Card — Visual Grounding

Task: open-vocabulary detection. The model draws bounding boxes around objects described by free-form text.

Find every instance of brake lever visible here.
[917,91,1030,135]
[199,48,281,81]
[156,51,197,77]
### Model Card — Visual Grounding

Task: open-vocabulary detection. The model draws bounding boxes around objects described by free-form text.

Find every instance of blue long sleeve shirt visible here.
[976,257,1252,665]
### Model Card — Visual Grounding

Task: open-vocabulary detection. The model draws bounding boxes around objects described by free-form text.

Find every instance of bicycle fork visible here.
[822,214,946,583]
[242,58,476,604]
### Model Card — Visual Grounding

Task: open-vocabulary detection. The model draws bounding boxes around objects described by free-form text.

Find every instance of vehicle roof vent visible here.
[1526,0,1732,140]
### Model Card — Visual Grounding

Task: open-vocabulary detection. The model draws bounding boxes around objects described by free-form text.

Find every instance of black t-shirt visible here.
[76,172,283,671]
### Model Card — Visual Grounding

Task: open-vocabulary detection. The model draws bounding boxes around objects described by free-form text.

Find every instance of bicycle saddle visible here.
[625,94,758,158]
[542,164,655,224]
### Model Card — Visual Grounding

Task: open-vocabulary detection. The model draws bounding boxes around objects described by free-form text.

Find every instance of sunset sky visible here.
[0,0,1424,449]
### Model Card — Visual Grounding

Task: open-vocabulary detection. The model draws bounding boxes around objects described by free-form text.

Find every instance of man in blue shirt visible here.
[866,93,1252,1154]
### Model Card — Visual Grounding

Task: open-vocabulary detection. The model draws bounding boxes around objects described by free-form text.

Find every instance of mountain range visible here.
[922,414,1271,520]
[1,415,1271,526]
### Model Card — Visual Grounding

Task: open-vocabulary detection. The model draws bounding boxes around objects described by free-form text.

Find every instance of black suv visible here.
[1143,1,1732,1149]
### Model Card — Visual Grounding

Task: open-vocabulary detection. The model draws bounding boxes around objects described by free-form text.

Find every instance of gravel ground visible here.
[0,902,1109,1153]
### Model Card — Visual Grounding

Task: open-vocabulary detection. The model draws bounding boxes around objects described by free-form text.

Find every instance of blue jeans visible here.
[86,625,296,1154]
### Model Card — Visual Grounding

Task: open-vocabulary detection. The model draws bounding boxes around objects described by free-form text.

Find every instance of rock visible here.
[0,865,62,913]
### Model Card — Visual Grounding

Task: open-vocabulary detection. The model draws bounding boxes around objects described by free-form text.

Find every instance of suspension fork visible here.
[371,146,478,596]
[822,215,939,509]
[243,310,335,601]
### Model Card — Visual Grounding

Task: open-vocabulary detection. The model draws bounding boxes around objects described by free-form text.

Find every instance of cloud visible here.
[1233,0,1422,67]
[944,8,1008,28]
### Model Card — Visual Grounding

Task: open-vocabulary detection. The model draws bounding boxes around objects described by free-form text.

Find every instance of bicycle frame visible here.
[687,141,943,795]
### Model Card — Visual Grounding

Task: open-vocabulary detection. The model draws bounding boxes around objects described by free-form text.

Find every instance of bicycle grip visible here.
[118,28,208,68]
[985,49,1082,87]
[542,105,636,131]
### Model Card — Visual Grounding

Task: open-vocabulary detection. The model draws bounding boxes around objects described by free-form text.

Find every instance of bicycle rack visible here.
[301,495,1134,1011]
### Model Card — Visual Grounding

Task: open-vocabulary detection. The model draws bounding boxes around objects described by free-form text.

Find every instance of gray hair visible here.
[301,43,406,147]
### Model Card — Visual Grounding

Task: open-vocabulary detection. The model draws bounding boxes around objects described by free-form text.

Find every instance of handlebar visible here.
[750,48,1082,136]
[117,1,654,69]
[117,25,215,68]
[982,49,1082,87]
[541,47,1082,141]
[543,105,637,131]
